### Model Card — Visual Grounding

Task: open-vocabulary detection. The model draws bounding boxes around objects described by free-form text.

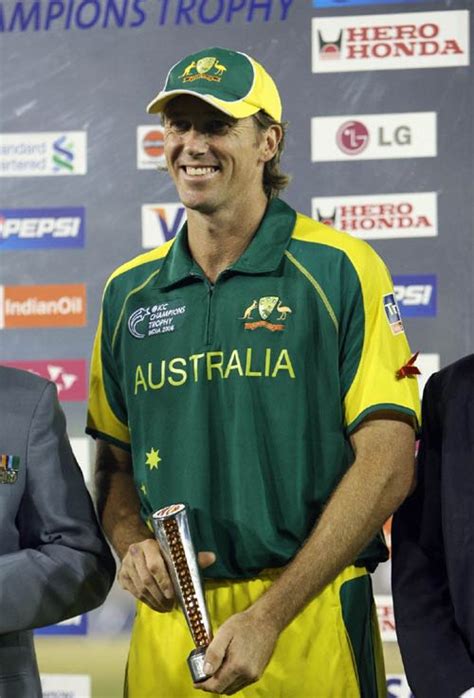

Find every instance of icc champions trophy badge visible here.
[152,503,213,682]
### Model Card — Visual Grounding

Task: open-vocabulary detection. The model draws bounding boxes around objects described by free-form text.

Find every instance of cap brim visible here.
[146,89,260,119]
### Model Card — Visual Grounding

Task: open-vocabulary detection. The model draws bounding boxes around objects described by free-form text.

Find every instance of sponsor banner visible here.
[311,192,437,239]
[0,132,87,177]
[312,113,436,162]
[0,360,87,400]
[40,674,91,698]
[312,11,469,73]
[0,207,85,249]
[0,284,86,329]
[142,203,186,249]
[393,275,437,317]
[137,126,166,170]
[314,0,429,6]
[417,353,440,396]
[375,594,396,641]
[70,437,92,483]
[36,614,88,636]
[386,675,414,698]
[0,0,294,32]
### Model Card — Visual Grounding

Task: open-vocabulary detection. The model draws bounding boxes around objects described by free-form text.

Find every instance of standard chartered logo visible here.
[52,135,75,172]
[134,348,296,394]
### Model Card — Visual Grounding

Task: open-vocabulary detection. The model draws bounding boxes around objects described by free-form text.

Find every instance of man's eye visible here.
[168,120,189,132]
[207,121,230,135]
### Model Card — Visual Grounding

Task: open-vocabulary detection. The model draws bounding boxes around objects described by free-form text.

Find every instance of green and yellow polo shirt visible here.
[87,198,420,579]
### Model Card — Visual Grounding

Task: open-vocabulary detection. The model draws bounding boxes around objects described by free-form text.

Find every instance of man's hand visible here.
[118,540,215,612]
[196,608,279,695]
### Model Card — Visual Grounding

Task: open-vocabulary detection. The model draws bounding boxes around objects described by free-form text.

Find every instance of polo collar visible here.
[154,198,296,289]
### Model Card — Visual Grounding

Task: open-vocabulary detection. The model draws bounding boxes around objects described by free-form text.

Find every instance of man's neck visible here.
[185,197,269,284]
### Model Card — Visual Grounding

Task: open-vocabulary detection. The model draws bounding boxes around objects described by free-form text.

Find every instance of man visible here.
[87,47,420,697]
[392,355,474,698]
[0,365,116,697]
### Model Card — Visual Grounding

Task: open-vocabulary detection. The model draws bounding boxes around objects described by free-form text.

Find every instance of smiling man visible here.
[87,47,420,697]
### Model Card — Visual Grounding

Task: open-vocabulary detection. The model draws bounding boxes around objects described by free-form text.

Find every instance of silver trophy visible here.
[152,503,213,682]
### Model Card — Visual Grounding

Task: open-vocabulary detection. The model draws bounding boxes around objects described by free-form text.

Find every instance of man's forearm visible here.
[99,470,153,559]
[95,440,153,560]
[250,418,415,632]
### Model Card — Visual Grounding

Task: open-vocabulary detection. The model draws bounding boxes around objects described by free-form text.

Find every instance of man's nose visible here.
[182,127,208,155]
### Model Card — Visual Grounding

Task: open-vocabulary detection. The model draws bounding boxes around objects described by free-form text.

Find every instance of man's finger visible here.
[131,544,174,600]
[120,543,175,611]
[203,626,232,676]
[198,551,216,569]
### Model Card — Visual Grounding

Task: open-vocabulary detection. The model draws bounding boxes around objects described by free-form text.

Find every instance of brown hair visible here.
[253,111,291,199]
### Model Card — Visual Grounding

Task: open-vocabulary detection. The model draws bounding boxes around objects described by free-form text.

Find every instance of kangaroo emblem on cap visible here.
[179,61,197,79]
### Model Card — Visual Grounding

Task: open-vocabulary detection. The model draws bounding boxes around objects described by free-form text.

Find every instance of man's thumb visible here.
[198,551,216,569]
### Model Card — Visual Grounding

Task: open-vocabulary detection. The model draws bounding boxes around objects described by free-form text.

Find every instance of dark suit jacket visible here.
[392,354,474,698]
[0,366,115,697]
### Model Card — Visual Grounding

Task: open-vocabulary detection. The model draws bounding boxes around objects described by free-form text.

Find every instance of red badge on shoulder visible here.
[397,352,421,379]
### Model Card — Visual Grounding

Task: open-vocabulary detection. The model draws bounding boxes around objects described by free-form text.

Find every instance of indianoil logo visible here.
[0,284,86,328]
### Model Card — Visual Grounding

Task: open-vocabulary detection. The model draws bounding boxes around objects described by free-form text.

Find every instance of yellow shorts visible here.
[125,565,386,698]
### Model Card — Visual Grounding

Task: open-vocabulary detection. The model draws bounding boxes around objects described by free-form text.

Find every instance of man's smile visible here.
[180,165,220,178]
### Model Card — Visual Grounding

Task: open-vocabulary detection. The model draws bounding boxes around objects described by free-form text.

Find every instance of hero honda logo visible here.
[312,11,469,73]
[393,275,437,317]
[312,113,436,162]
[0,207,85,249]
[311,193,437,239]
[142,203,186,248]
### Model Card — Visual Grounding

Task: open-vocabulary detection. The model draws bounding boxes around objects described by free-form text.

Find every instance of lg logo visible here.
[336,120,369,154]
[336,120,411,155]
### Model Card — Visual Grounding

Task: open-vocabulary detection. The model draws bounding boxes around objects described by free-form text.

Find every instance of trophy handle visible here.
[152,503,213,683]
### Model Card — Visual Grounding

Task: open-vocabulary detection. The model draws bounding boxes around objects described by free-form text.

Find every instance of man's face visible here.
[163,95,267,215]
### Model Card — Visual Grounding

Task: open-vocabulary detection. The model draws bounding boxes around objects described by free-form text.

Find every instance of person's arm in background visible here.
[95,439,214,612]
[392,373,474,698]
[0,382,115,634]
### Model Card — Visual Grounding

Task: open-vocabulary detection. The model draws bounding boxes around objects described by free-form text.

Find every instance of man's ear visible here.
[260,124,283,163]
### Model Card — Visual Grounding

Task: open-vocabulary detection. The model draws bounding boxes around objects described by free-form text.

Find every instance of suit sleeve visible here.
[392,374,474,698]
[0,382,116,634]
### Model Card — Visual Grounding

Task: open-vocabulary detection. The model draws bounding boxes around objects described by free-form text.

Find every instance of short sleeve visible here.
[87,283,131,449]
[339,242,421,432]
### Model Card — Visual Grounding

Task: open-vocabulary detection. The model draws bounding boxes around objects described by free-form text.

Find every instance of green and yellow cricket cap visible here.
[146,47,282,122]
